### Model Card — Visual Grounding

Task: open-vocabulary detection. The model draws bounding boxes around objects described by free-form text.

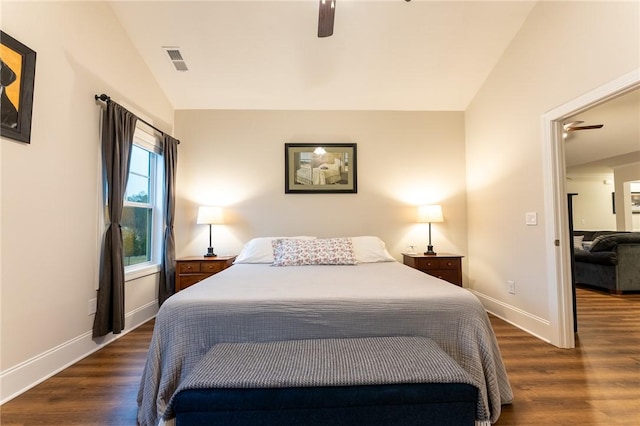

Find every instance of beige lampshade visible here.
[417,205,444,223]
[196,206,224,224]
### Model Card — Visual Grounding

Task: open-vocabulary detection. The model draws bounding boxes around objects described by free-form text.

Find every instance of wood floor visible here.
[1,287,638,425]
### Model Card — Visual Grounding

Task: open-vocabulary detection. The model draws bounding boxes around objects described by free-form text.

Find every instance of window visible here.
[122,128,164,272]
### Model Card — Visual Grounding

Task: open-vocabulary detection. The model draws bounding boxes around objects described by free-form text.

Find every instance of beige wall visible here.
[465,1,639,338]
[173,110,468,262]
[566,175,617,231]
[0,1,173,402]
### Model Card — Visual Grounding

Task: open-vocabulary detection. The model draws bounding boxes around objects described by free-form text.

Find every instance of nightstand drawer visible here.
[178,262,202,273]
[179,274,208,289]
[425,269,460,284]
[201,262,227,274]
[412,257,459,270]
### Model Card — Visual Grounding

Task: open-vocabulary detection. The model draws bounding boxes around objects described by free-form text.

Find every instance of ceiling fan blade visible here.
[318,0,336,38]
[566,124,604,131]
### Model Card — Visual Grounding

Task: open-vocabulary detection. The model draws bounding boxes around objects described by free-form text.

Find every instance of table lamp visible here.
[418,204,444,255]
[196,206,224,257]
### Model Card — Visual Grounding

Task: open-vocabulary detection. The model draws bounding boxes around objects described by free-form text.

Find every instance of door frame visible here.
[541,69,639,348]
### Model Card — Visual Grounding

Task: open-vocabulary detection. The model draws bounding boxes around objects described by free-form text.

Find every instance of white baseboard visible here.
[0,301,158,405]
[470,289,551,344]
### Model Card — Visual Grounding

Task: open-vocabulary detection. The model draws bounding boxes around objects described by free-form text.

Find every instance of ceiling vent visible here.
[162,46,188,72]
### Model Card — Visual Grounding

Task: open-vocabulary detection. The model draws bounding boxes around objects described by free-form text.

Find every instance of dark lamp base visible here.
[424,245,437,256]
[204,247,217,257]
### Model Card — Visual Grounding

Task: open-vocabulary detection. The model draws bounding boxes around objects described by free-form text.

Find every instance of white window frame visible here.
[124,127,164,281]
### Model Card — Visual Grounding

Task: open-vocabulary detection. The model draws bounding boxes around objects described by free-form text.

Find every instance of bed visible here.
[137,237,513,426]
[296,160,342,185]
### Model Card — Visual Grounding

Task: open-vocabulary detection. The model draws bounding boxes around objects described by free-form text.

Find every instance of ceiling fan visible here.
[563,121,604,139]
[563,121,604,132]
[317,0,412,37]
[318,0,336,38]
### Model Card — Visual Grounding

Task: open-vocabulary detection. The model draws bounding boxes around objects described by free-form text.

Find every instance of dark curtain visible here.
[158,134,179,305]
[93,102,137,338]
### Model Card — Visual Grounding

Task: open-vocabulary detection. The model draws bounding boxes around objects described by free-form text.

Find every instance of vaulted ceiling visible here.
[107,1,638,172]
[108,0,536,110]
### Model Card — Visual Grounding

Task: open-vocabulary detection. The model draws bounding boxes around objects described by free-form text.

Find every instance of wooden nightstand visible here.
[175,256,236,292]
[402,253,464,286]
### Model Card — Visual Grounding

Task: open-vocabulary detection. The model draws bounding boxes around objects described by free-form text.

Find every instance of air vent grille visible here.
[166,49,183,61]
[173,61,188,72]
[162,46,189,72]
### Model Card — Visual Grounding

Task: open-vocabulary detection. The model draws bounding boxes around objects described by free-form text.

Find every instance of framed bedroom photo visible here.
[285,143,357,194]
[1,31,36,144]
[632,192,640,214]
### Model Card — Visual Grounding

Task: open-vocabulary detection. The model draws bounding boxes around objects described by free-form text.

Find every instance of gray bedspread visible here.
[137,262,513,426]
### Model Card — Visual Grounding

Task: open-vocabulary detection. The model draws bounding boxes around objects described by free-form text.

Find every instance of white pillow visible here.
[351,236,396,263]
[234,236,316,264]
[271,238,357,266]
[573,235,584,250]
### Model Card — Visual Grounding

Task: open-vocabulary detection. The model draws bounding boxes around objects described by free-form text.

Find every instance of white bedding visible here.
[296,162,341,185]
[137,261,513,426]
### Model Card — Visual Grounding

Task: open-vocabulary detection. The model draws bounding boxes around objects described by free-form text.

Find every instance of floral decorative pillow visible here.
[234,236,316,264]
[272,238,357,266]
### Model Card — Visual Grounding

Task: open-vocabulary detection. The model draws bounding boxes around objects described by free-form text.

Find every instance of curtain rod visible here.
[94,93,179,144]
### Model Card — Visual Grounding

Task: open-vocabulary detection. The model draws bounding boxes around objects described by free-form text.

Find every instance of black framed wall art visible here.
[1,31,36,144]
[285,143,357,194]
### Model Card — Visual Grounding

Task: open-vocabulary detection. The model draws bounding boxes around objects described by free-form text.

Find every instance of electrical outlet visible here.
[507,280,516,294]
[88,298,97,315]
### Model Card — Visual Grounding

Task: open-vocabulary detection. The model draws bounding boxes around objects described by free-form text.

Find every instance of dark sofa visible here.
[573,231,640,294]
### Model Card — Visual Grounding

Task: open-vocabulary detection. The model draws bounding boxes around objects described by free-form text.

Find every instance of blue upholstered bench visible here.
[170,336,479,426]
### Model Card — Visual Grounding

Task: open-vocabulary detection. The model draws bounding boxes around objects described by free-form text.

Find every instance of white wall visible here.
[173,110,468,264]
[0,1,173,402]
[566,175,617,231]
[465,1,639,340]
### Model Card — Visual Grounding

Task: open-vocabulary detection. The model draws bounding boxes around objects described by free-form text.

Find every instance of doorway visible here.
[541,69,639,349]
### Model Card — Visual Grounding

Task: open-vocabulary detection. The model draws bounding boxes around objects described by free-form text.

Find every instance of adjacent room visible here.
[1,0,638,425]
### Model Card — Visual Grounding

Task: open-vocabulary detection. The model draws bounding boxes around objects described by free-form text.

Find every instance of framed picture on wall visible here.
[632,192,640,214]
[285,143,357,194]
[1,31,37,144]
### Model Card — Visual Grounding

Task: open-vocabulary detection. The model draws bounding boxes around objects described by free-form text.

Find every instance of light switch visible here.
[525,212,537,226]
